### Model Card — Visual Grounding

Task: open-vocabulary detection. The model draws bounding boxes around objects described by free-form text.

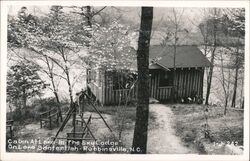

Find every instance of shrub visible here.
[32,97,59,112]
[9,97,61,123]
[12,108,24,122]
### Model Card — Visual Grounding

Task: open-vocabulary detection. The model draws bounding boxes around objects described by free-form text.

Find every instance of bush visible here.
[12,108,23,122]
[9,97,62,123]
[32,97,59,112]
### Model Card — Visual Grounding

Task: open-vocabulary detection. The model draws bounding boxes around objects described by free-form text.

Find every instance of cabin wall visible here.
[87,69,105,104]
[149,68,204,101]
[149,69,172,101]
[88,67,205,105]
[174,68,204,100]
[103,71,137,105]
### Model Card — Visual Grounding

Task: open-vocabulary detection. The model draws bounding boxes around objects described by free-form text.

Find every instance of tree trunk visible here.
[131,7,153,154]
[241,98,244,109]
[65,67,75,130]
[224,97,228,115]
[72,102,76,134]
[65,69,74,107]
[240,78,244,109]
[224,68,231,115]
[172,34,177,102]
[205,48,215,105]
[45,56,63,121]
[86,6,92,28]
[205,9,218,105]
[22,88,27,109]
[231,47,239,108]
[231,67,238,108]
[51,76,63,121]
[85,6,93,48]
[219,51,230,116]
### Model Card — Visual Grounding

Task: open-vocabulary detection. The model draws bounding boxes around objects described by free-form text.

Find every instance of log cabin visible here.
[87,45,211,105]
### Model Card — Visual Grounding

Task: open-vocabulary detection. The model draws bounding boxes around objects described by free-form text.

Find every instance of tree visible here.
[131,7,153,154]
[199,8,221,105]
[69,6,107,48]
[80,10,137,141]
[39,55,61,112]
[7,62,47,109]
[8,6,89,120]
[7,6,66,120]
[213,9,245,109]
[160,8,188,101]
[39,6,89,115]
[217,48,232,115]
[7,50,61,108]
[197,8,245,109]
[70,6,107,28]
[89,20,135,71]
[228,8,245,108]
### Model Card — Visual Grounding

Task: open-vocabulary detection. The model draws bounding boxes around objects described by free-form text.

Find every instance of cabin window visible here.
[159,70,173,87]
[113,72,137,90]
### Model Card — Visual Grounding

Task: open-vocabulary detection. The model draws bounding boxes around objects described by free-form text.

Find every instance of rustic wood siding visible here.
[102,71,137,105]
[175,68,204,99]
[88,67,205,105]
[149,69,172,101]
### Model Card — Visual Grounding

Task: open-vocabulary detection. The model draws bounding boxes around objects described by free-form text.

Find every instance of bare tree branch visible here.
[93,7,107,16]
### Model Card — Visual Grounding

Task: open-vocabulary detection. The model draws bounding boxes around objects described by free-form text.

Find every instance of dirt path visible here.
[147,104,196,154]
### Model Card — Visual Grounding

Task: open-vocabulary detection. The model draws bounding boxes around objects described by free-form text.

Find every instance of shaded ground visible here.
[7,104,197,154]
[170,104,244,155]
[7,112,113,153]
[17,112,113,140]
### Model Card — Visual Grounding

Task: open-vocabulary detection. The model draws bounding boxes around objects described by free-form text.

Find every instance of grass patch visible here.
[84,104,156,123]
[84,104,120,115]
[170,104,244,153]
[85,104,156,141]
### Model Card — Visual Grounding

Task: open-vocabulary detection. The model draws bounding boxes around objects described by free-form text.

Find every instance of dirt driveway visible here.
[147,104,196,154]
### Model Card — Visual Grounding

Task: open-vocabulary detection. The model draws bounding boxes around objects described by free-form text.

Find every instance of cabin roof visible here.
[149,45,211,69]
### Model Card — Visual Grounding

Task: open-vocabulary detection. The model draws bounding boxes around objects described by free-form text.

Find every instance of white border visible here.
[1,1,249,161]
